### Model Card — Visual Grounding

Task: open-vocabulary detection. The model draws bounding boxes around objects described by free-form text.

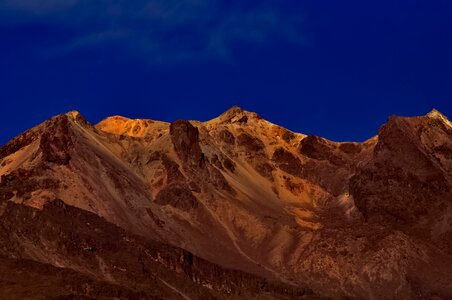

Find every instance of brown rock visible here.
[350,115,452,233]
[299,135,346,166]
[155,183,199,211]
[282,129,295,143]
[237,133,265,152]
[338,142,362,155]
[256,163,275,181]
[218,129,235,145]
[222,156,236,172]
[170,120,205,168]
[39,115,73,165]
[0,130,36,161]
[272,147,303,176]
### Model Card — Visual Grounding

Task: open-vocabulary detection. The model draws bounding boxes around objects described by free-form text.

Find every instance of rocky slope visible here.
[0,106,451,299]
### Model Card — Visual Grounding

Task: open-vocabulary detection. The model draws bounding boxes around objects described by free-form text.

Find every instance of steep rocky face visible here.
[237,132,265,153]
[350,113,452,246]
[0,107,451,299]
[272,147,303,176]
[169,120,235,197]
[170,120,205,168]
[39,115,73,165]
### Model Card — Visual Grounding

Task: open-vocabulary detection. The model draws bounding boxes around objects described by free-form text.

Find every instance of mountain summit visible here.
[0,108,451,299]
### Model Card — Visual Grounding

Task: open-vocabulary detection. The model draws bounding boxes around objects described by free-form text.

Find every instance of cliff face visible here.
[0,107,451,299]
[351,114,452,229]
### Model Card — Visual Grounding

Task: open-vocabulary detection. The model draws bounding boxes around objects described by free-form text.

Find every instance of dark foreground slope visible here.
[0,200,315,299]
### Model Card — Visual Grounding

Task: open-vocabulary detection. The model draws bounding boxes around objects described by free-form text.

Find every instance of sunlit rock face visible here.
[0,107,451,299]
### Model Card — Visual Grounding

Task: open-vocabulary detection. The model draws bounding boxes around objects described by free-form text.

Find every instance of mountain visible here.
[0,106,451,299]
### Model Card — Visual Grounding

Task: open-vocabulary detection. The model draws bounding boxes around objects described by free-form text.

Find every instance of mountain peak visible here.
[212,105,261,124]
[65,110,88,125]
[66,110,82,118]
[224,105,245,114]
[96,115,167,137]
[427,108,447,119]
[427,108,451,127]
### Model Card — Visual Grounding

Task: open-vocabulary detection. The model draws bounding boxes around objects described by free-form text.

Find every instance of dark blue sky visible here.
[1,0,451,145]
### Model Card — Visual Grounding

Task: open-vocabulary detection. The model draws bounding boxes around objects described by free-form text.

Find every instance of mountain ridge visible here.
[0,107,451,299]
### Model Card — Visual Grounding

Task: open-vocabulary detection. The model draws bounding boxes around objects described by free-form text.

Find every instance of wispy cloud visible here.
[0,0,306,63]
[1,0,79,14]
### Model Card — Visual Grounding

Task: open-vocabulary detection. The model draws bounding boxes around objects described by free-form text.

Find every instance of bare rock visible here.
[39,115,73,165]
[0,130,37,161]
[350,115,452,233]
[339,142,362,155]
[237,133,265,152]
[282,129,296,143]
[272,147,303,176]
[299,135,346,166]
[170,120,205,168]
[222,156,236,172]
[218,129,235,145]
[255,163,275,181]
[155,183,199,211]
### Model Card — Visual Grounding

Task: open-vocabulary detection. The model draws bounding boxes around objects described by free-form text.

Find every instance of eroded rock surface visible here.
[0,107,451,299]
